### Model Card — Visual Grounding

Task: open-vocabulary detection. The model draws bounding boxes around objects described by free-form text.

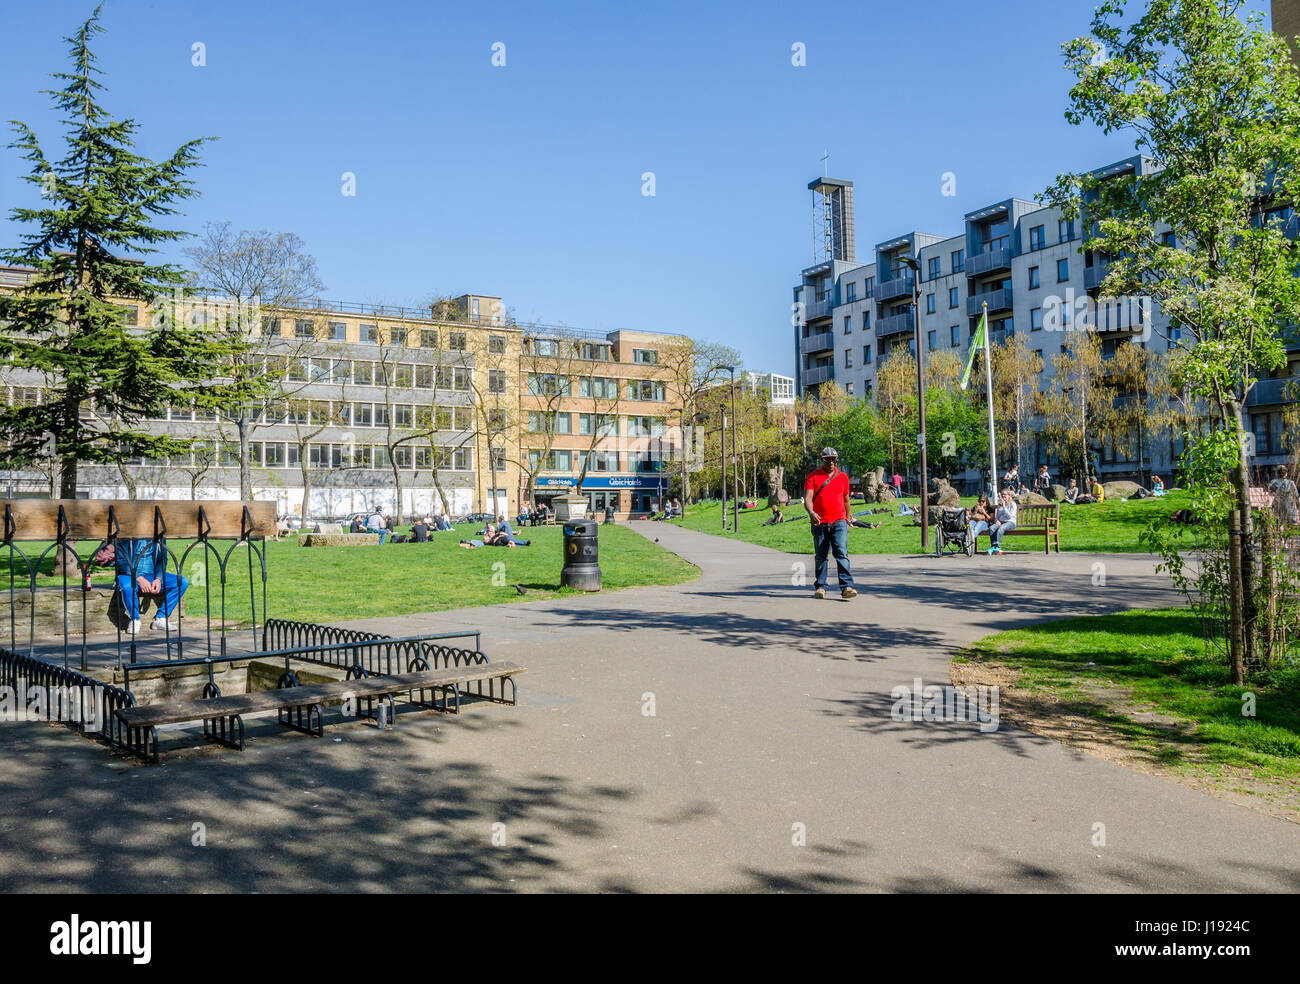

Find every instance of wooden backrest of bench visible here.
[116,663,525,728]
[1015,505,1059,528]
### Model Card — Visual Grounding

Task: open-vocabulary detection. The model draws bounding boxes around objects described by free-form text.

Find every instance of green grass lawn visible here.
[11,523,699,625]
[958,607,1300,782]
[672,490,1191,554]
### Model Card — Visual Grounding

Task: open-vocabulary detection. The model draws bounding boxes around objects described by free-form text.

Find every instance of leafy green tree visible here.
[1046,0,1300,680]
[0,6,256,498]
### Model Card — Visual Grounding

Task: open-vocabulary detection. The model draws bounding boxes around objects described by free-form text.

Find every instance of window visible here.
[626,379,666,401]
[263,442,285,467]
[449,332,467,351]
[846,382,855,396]
[326,321,346,341]
[388,325,407,346]
[360,323,379,344]
[1031,308,1044,331]
[393,364,413,387]
[925,293,936,315]
[528,373,569,396]
[454,367,471,390]
[1028,266,1040,289]
[863,344,872,364]
[1059,218,1073,242]
[295,319,315,340]
[262,317,281,338]
[332,359,352,384]
[845,282,857,302]
[627,416,666,437]
[414,365,435,388]
[1029,225,1045,250]
[488,369,507,393]
[927,330,936,351]
[951,249,964,273]
[844,315,852,335]
[528,411,572,434]
[1057,258,1069,282]
[927,257,941,280]
[579,376,618,399]
[949,287,959,308]
[862,311,871,329]
[420,329,439,348]
[844,348,853,369]
[864,379,873,398]
[354,361,374,385]
[633,349,658,365]
[489,446,507,471]
[453,448,473,471]
[587,450,619,472]
[1161,230,1176,247]
[865,276,875,297]
[394,405,414,428]
[579,413,617,436]
[950,324,960,346]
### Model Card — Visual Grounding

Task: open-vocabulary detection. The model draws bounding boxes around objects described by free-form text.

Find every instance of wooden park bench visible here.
[972,503,1061,554]
[114,661,525,762]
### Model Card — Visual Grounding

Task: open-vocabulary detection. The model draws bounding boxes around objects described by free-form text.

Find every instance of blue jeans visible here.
[116,572,188,620]
[968,520,989,540]
[990,521,1016,547]
[813,519,854,590]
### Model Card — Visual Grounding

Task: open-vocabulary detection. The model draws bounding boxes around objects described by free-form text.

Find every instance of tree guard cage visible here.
[2,499,275,670]
[1,498,511,761]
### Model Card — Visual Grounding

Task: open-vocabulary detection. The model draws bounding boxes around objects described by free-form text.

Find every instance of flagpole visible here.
[982,302,999,500]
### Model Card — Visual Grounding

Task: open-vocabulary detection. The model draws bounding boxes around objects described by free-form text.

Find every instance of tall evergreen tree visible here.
[0,5,257,498]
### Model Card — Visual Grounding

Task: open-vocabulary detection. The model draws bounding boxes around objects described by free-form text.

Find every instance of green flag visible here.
[961,310,987,391]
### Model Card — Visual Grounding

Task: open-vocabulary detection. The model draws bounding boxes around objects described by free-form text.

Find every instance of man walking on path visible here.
[803,448,857,600]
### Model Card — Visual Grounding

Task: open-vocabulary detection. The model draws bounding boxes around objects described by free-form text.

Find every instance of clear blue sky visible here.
[0,0,1275,374]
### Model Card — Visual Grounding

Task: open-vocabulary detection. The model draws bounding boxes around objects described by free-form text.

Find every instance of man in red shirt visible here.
[803,447,857,600]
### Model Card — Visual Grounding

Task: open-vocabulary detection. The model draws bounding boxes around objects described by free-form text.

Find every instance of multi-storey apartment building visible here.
[792,156,1300,483]
[2,267,685,519]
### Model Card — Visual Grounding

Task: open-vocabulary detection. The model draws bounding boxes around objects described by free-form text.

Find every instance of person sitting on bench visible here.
[987,489,1017,555]
[967,492,995,542]
[115,537,189,634]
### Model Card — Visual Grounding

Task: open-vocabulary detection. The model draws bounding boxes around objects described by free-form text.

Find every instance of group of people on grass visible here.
[460,515,532,549]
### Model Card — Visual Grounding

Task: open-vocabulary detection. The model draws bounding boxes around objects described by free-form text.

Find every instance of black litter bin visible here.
[561,518,601,591]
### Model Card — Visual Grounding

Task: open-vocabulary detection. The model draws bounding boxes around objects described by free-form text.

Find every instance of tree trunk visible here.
[1228,406,1259,678]
[299,456,313,525]
[390,455,405,525]
[237,413,252,501]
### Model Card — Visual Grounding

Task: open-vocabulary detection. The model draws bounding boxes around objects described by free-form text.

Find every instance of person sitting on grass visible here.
[1068,478,1098,504]
[967,492,995,544]
[411,518,430,543]
[1090,477,1105,503]
[763,505,785,526]
[115,537,189,635]
[1150,475,1166,497]
[987,488,1018,555]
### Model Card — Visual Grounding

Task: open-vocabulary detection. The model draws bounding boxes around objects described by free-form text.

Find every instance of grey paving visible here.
[0,523,1296,893]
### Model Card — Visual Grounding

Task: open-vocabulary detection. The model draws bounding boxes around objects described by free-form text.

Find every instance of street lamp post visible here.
[724,366,739,533]
[719,405,728,532]
[900,256,930,551]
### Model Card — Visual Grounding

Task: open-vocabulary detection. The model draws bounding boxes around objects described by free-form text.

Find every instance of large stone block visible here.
[1103,481,1141,500]
[1042,484,1069,502]
[299,533,379,547]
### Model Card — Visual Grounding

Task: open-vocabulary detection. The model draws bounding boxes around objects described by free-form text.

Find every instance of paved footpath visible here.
[0,524,1296,892]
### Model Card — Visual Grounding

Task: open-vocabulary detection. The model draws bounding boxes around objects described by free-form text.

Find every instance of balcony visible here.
[968,246,1012,278]
[1247,376,1300,407]
[802,364,834,387]
[967,287,1013,316]
[876,311,916,338]
[876,273,916,303]
[802,331,834,354]
[803,296,833,322]
[1084,263,1111,291]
